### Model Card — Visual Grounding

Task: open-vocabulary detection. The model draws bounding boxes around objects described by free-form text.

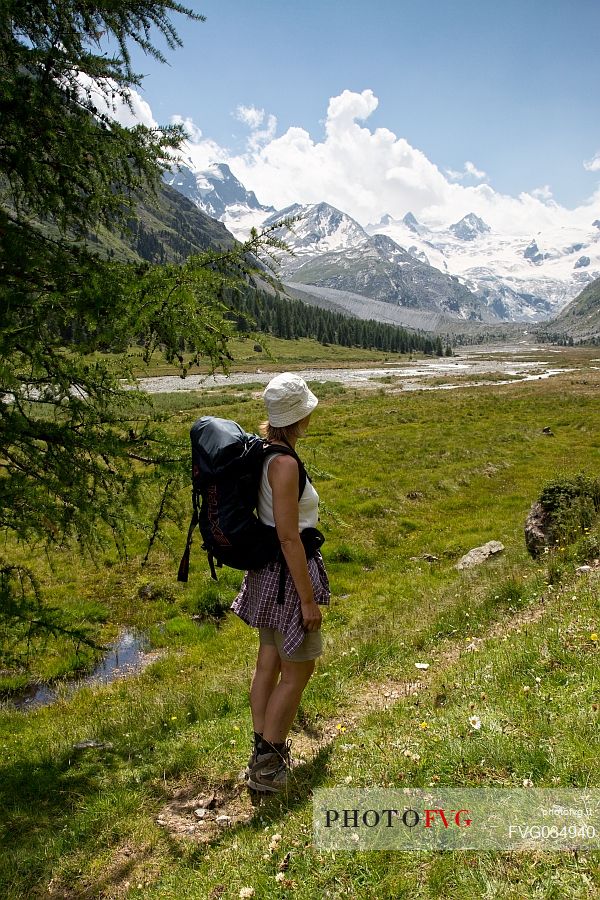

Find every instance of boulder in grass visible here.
[455,541,505,570]
[525,500,552,557]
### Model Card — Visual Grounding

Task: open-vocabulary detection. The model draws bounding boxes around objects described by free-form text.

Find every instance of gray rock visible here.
[574,256,590,269]
[525,501,552,557]
[575,565,593,575]
[73,739,114,751]
[524,240,544,265]
[403,212,425,235]
[455,541,504,569]
[195,792,217,809]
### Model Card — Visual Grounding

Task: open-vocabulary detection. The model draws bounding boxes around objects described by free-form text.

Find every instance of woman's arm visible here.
[269,454,322,632]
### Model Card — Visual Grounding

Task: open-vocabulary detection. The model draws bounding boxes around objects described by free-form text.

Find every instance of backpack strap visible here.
[263,442,308,500]
[177,508,198,583]
[177,489,200,583]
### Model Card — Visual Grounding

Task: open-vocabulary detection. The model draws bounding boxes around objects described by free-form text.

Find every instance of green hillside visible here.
[90,181,235,264]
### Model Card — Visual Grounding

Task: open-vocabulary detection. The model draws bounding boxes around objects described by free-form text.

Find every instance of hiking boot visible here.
[246,751,288,793]
[246,740,292,793]
[242,732,267,781]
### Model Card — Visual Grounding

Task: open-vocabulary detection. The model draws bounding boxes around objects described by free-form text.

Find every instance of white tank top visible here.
[257,452,319,530]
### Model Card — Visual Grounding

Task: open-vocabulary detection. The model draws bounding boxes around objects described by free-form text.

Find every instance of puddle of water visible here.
[3,627,153,712]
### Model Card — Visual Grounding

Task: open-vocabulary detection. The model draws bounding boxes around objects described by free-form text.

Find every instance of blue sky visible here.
[127,0,600,211]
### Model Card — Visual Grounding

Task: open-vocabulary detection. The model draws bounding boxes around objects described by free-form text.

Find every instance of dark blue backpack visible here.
[177,416,308,585]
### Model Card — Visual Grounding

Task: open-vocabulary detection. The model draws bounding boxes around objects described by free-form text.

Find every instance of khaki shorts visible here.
[258,627,323,662]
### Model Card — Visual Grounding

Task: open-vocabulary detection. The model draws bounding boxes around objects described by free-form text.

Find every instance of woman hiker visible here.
[230,372,330,793]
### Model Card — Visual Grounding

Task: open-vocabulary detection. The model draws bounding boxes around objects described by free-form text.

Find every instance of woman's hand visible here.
[301,598,322,632]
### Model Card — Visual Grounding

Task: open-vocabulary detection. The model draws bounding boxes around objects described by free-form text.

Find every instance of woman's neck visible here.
[271,436,297,451]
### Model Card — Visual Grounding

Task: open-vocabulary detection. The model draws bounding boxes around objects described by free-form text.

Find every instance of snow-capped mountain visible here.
[163,162,274,236]
[263,203,500,321]
[262,202,371,267]
[449,213,491,241]
[164,160,600,323]
[402,212,427,236]
[367,211,600,321]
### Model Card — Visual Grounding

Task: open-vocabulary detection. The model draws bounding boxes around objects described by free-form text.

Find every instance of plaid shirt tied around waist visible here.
[230,551,330,657]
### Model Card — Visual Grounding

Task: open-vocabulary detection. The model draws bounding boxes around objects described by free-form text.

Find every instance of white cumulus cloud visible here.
[75,75,158,129]
[234,105,277,152]
[531,185,554,201]
[235,105,265,129]
[113,87,600,237]
[169,112,226,171]
[465,160,487,180]
[446,160,487,182]
[114,89,157,129]
[171,114,204,144]
[226,91,598,234]
[583,152,600,172]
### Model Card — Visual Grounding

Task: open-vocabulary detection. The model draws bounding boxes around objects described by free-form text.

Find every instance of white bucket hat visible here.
[263,372,318,427]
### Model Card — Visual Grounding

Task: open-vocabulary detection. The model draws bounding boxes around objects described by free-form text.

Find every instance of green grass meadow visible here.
[92,334,422,379]
[1,356,599,898]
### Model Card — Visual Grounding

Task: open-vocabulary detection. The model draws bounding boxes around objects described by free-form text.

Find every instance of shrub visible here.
[539,473,600,545]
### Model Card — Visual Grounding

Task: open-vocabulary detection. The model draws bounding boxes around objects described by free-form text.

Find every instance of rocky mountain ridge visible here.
[262,204,499,322]
[164,161,600,324]
[164,162,274,238]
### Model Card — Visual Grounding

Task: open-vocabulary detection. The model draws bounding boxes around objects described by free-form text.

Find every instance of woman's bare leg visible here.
[262,658,315,744]
[249,644,281,734]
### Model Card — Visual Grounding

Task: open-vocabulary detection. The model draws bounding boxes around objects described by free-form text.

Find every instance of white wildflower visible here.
[268,832,282,851]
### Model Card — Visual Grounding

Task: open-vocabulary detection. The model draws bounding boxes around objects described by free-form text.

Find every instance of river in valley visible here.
[135,345,577,395]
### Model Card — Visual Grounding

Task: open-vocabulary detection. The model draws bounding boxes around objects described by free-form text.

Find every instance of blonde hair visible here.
[259,420,304,443]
